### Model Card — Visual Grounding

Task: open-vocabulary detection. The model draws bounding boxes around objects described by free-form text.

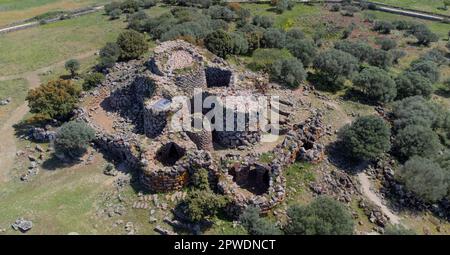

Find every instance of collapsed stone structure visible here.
[78,40,325,214]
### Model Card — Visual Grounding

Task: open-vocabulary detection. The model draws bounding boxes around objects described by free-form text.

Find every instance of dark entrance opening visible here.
[229,165,270,195]
[205,67,232,88]
[156,142,186,166]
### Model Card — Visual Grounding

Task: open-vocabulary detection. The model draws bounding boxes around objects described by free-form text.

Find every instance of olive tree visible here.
[352,66,397,103]
[338,115,391,161]
[116,30,148,60]
[394,125,442,160]
[239,206,283,235]
[270,58,306,88]
[55,121,96,158]
[395,71,433,99]
[65,59,80,77]
[204,30,233,58]
[286,39,317,66]
[409,60,440,83]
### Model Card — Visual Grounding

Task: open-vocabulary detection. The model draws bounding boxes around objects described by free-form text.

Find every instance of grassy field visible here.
[375,0,450,16]
[0,11,125,76]
[0,0,110,27]
[0,78,28,124]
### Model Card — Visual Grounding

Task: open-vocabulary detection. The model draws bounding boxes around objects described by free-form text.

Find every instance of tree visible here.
[368,48,393,69]
[182,189,229,222]
[239,206,283,235]
[98,42,121,70]
[313,49,359,89]
[274,0,294,13]
[252,15,274,28]
[55,121,96,158]
[109,8,122,20]
[394,125,442,160]
[26,79,81,120]
[409,60,440,83]
[286,39,317,66]
[352,66,397,103]
[408,24,438,46]
[334,40,373,62]
[377,37,397,51]
[390,49,406,64]
[204,30,233,58]
[286,28,305,40]
[270,58,306,88]
[420,48,448,66]
[120,0,140,13]
[82,72,105,91]
[392,96,444,130]
[206,5,236,22]
[338,115,391,161]
[230,32,249,55]
[284,197,354,235]
[262,28,286,49]
[395,71,433,99]
[139,0,156,9]
[191,168,210,191]
[105,1,122,15]
[373,20,393,34]
[116,30,148,60]
[65,59,80,77]
[398,156,448,202]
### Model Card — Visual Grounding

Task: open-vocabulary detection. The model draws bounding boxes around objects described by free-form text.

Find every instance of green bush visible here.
[270,58,306,88]
[262,28,286,49]
[338,115,391,161]
[204,30,233,58]
[55,121,96,158]
[26,79,81,120]
[373,20,393,34]
[82,72,105,91]
[352,66,397,103]
[377,37,397,51]
[252,15,274,28]
[409,60,440,83]
[182,189,229,222]
[286,39,317,66]
[239,206,283,235]
[399,156,448,202]
[408,24,438,46]
[284,197,354,235]
[334,40,373,62]
[230,32,249,55]
[98,42,121,70]
[368,48,393,69]
[384,224,416,235]
[395,71,433,99]
[116,30,148,60]
[394,125,442,160]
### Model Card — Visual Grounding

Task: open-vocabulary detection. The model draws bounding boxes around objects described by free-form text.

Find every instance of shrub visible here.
[109,8,122,20]
[353,66,397,103]
[98,42,121,70]
[395,71,433,99]
[390,49,406,64]
[191,168,210,191]
[313,49,359,79]
[393,20,414,30]
[120,0,140,13]
[368,48,393,69]
[55,121,95,158]
[392,96,443,130]
[286,39,317,66]
[82,72,105,91]
[116,30,148,60]
[139,0,156,8]
[270,58,306,88]
[338,115,391,161]
[409,60,440,83]
[127,10,148,31]
[330,4,341,12]
[408,24,438,46]
[262,28,286,48]
[182,189,229,222]
[334,40,373,62]
[204,30,233,58]
[373,20,393,34]
[284,197,354,235]
[420,48,449,66]
[252,15,274,28]
[105,1,122,14]
[398,157,448,202]
[239,206,283,235]
[230,32,249,55]
[206,5,236,22]
[274,0,294,14]
[286,28,305,40]
[65,59,80,77]
[313,49,359,90]
[394,125,442,160]
[26,79,81,120]
[377,37,397,51]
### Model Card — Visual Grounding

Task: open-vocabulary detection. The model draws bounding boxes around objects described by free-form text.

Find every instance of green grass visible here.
[0,12,125,76]
[374,0,450,16]
[0,78,28,124]
[284,162,315,205]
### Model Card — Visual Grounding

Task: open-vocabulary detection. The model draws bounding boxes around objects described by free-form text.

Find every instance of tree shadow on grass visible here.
[41,153,82,170]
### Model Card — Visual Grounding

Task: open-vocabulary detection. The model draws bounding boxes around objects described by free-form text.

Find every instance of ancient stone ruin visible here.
[77,40,326,214]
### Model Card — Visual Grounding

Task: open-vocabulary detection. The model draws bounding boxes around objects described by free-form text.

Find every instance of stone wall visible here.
[174,68,207,89]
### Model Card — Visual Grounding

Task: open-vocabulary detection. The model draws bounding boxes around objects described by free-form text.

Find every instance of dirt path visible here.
[358,172,401,225]
[0,50,97,182]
